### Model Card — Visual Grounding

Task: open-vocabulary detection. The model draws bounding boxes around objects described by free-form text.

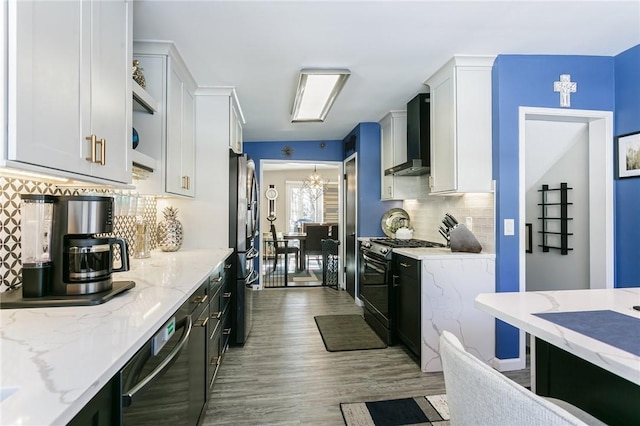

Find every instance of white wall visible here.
[524,120,589,291]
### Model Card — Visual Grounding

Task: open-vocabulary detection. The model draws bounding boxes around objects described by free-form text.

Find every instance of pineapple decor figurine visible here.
[157,206,183,252]
[132,60,146,89]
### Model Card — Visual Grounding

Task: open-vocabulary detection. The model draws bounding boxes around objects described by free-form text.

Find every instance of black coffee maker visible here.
[21,195,130,298]
[51,195,129,295]
[0,195,134,309]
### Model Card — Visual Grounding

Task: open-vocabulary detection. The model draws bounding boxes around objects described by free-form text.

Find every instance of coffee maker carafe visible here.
[50,195,130,296]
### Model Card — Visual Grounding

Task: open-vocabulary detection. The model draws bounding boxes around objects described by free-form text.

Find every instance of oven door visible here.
[359,249,392,329]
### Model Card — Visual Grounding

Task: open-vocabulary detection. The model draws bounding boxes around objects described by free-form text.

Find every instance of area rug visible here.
[341,394,450,426]
[314,314,387,352]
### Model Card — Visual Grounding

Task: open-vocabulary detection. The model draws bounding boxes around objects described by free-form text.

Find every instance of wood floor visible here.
[202,287,530,425]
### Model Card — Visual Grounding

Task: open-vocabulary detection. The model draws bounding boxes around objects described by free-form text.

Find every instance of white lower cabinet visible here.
[4,0,131,184]
[133,42,196,197]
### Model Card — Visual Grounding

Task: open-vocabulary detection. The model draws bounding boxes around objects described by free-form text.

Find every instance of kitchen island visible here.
[393,248,496,373]
[476,288,640,425]
[0,248,232,426]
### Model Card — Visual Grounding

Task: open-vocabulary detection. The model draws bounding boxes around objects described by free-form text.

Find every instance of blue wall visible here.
[492,54,616,359]
[243,139,344,181]
[614,44,640,288]
[342,123,402,237]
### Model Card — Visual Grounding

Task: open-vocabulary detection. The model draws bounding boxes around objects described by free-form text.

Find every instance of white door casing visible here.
[519,107,614,294]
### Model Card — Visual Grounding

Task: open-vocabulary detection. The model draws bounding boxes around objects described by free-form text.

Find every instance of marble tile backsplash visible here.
[403,193,495,253]
[0,176,157,291]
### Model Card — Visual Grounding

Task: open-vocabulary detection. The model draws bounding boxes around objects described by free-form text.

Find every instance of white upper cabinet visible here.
[380,111,419,200]
[195,87,245,155]
[425,55,495,194]
[133,42,197,197]
[5,0,131,184]
[230,100,244,154]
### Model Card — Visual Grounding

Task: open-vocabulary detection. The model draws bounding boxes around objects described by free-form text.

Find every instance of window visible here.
[286,181,324,232]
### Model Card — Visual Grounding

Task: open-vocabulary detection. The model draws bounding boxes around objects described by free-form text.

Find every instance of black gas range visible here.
[362,238,445,260]
[358,237,445,346]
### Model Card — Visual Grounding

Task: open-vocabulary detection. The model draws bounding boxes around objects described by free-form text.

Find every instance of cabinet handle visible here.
[210,276,222,284]
[181,176,190,190]
[209,355,218,366]
[392,274,399,287]
[85,135,97,163]
[192,294,207,304]
[224,263,232,269]
[98,138,106,165]
[428,175,434,188]
[400,262,411,268]
[223,328,231,335]
[196,316,209,327]
[211,311,222,320]
[217,355,223,366]
[223,292,231,298]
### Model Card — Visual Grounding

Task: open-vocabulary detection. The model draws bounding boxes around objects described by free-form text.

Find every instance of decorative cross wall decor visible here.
[553,74,577,107]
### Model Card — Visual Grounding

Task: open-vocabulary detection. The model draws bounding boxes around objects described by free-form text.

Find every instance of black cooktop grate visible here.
[369,238,445,248]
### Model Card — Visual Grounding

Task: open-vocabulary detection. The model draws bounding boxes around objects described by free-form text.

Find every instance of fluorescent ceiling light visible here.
[291,69,350,122]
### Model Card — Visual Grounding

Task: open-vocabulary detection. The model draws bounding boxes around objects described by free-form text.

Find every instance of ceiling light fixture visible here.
[291,69,350,123]
[302,165,328,201]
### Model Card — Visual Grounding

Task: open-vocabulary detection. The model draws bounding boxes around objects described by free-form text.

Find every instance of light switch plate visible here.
[504,219,515,236]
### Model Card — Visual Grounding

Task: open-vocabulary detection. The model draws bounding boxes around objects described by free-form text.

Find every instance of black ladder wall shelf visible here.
[538,183,573,255]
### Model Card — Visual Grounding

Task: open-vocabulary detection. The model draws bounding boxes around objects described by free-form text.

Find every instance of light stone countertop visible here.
[393,247,496,260]
[476,288,640,385]
[0,248,232,426]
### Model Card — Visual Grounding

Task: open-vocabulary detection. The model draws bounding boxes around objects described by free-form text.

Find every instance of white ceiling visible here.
[132,0,640,142]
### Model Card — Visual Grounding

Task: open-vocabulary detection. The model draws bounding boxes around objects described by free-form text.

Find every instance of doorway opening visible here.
[259,160,343,288]
[512,107,614,371]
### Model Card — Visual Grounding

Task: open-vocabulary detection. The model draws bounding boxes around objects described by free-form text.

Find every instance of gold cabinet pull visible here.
[181,176,190,189]
[85,135,97,163]
[223,292,231,298]
[98,138,106,165]
[196,316,209,327]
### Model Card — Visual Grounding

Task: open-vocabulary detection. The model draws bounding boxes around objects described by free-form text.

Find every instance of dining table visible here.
[475,287,640,425]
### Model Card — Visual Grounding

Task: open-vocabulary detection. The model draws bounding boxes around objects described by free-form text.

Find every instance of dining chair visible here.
[270,224,299,272]
[303,224,329,269]
[439,330,606,426]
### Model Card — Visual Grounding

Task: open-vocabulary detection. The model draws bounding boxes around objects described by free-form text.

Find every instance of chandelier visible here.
[302,165,328,200]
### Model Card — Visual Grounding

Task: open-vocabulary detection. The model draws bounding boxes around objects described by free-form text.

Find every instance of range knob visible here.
[362,241,371,248]
[379,247,389,255]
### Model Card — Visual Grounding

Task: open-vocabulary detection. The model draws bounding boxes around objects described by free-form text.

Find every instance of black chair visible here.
[270,224,299,272]
[304,224,330,269]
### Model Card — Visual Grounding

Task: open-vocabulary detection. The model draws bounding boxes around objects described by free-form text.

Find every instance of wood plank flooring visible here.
[202,287,530,425]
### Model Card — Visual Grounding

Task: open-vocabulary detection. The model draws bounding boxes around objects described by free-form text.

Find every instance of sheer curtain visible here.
[286,181,324,233]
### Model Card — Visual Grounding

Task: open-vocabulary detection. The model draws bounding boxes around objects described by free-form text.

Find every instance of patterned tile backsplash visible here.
[403,193,495,253]
[0,176,157,291]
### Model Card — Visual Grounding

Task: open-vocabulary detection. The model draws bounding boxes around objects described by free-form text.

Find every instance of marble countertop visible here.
[475,288,640,385]
[393,247,496,260]
[0,248,232,426]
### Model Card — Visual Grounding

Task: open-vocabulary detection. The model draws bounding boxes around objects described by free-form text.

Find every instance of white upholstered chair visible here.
[439,331,607,426]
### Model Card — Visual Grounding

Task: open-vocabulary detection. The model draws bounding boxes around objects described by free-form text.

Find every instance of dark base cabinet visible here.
[67,376,120,426]
[535,338,640,425]
[207,259,233,391]
[69,255,232,426]
[393,254,421,359]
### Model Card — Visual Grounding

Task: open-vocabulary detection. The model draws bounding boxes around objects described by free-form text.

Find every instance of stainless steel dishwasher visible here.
[120,285,208,425]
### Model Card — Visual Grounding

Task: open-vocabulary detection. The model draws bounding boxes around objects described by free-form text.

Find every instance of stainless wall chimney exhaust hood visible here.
[384,93,430,176]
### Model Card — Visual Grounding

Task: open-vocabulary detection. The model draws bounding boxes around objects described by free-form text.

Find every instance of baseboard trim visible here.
[491,356,526,372]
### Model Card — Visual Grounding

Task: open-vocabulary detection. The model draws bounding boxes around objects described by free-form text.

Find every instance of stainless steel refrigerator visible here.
[229,150,260,345]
